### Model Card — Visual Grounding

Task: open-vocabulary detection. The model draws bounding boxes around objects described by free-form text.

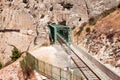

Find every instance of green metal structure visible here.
[20,53,81,80]
[48,23,72,44]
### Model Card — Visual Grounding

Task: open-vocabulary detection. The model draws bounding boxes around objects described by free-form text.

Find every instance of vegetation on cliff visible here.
[11,47,22,61]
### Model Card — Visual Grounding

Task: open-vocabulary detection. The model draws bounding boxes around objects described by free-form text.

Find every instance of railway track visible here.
[57,35,101,80]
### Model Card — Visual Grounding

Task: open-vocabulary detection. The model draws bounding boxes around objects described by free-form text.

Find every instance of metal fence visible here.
[20,53,82,80]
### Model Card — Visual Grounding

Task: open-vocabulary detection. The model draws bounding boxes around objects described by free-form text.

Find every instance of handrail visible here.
[20,52,82,80]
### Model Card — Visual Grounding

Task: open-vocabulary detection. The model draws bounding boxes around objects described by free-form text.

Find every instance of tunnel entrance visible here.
[48,23,72,44]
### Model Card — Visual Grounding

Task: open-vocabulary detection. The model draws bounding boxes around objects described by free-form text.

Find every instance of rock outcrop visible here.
[0,61,24,80]
[81,9,120,75]
[86,0,120,17]
[0,0,120,79]
[0,0,120,69]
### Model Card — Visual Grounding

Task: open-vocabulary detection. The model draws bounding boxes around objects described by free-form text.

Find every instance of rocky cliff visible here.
[86,0,120,17]
[0,0,120,65]
[0,0,120,79]
[76,9,120,75]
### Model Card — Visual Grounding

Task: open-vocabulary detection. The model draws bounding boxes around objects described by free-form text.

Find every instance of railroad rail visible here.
[57,35,101,80]
[73,44,120,80]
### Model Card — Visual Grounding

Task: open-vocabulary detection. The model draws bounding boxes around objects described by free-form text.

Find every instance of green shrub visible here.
[11,47,22,61]
[63,3,73,10]
[0,62,2,69]
[23,0,28,4]
[86,27,91,33]
[101,8,116,18]
[89,17,97,25]
[59,2,73,10]
[102,10,111,17]
[89,7,116,25]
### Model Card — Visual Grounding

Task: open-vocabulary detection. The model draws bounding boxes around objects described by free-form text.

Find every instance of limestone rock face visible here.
[0,0,120,67]
[0,61,24,80]
[0,6,36,64]
[81,10,120,75]
[86,0,120,17]
[0,0,120,79]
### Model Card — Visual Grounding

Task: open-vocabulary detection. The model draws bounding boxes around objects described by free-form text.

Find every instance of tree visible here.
[89,17,97,25]
[86,27,91,33]
[11,47,22,61]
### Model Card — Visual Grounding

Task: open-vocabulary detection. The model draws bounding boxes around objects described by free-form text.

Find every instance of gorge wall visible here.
[0,0,120,65]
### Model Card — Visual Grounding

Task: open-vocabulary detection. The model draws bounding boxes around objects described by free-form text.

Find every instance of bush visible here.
[23,0,28,4]
[11,47,22,61]
[50,6,53,11]
[102,11,109,17]
[101,8,116,18]
[0,62,2,69]
[89,17,97,25]
[86,27,91,33]
[63,3,73,10]
[102,10,111,17]
[59,2,73,10]
[89,7,116,25]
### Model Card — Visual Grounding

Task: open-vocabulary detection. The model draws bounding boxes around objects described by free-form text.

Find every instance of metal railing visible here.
[20,53,82,80]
